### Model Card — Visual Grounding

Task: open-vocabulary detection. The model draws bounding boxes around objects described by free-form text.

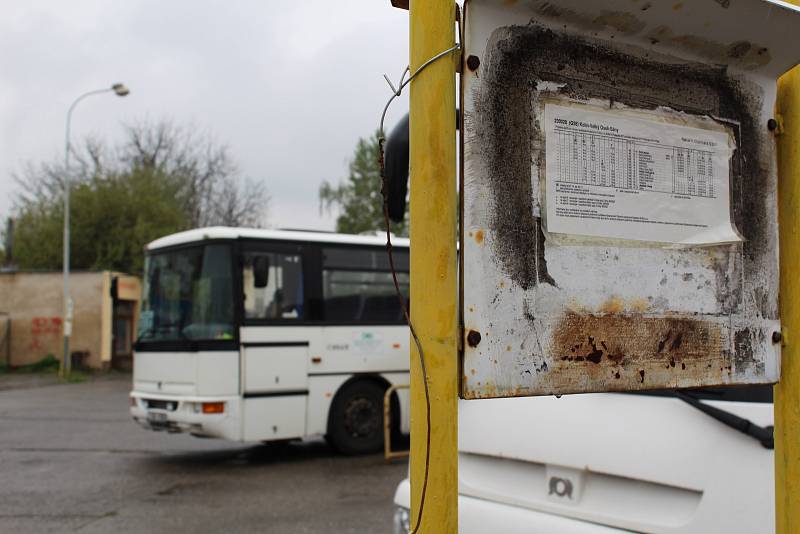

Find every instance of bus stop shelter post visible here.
[409,0,458,532]
[776,61,800,533]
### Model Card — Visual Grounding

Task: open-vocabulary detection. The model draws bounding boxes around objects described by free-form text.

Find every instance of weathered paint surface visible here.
[461,0,800,398]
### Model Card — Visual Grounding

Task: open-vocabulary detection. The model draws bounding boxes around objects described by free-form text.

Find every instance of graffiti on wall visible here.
[30,317,62,350]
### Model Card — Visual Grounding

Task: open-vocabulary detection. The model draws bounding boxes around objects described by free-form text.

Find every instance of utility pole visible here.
[775,54,800,534]
[408,1,458,532]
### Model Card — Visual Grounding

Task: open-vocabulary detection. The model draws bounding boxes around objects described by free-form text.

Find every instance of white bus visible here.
[130,227,410,454]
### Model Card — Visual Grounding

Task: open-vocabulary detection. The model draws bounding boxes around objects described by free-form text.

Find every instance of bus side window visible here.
[242,252,304,320]
[321,247,409,324]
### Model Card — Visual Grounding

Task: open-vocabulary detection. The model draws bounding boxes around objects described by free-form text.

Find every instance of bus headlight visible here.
[392,506,410,534]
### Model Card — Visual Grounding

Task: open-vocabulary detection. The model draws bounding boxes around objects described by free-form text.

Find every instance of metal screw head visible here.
[772,331,783,344]
[768,118,778,131]
[466,55,480,72]
[466,330,482,348]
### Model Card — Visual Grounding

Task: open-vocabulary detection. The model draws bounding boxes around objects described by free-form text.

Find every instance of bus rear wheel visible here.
[328,380,385,455]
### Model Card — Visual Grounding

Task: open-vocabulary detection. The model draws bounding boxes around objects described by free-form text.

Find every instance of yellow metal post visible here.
[409,0,458,532]
[776,63,800,533]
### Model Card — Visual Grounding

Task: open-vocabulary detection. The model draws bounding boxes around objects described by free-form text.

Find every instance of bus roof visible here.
[146,226,410,251]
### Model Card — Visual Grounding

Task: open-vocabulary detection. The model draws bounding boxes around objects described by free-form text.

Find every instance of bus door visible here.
[239,243,309,441]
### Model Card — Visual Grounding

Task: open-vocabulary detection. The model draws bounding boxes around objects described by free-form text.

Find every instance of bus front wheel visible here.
[327,380,385,455]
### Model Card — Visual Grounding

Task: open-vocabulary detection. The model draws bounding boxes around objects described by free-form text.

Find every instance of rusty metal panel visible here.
[460,0,800,398]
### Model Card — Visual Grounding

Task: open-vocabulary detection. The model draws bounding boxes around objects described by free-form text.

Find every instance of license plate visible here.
[147,412,168,423]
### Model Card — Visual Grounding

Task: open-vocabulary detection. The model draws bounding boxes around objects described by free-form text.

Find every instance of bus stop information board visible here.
[460,0,800,399]
[544,103,739,245]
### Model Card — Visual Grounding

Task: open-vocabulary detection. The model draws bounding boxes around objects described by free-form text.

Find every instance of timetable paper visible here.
[543,103,740,245]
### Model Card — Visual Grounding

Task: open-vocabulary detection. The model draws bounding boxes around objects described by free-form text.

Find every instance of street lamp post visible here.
[62,83,129,377]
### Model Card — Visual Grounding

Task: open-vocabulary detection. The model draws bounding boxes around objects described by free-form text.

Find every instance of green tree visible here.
[12,167,187,274]
[10,120,269,274]
[319,132,407,236]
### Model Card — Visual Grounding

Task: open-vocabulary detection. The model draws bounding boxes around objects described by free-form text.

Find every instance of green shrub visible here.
[14,354,60,373]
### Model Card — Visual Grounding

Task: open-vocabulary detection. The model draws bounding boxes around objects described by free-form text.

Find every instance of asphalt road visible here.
[0,375,408,533]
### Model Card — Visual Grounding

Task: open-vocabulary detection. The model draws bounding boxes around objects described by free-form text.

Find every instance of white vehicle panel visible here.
[195,352,239,396]
[459,394,771,495]
[316,326,409,375]
[394,480,625,534]
[241,325,409,376]
[133,351,239,396]
[395,394,773,532]
[133,351,196,395]
[243,345,308,393]
[242,396,307,441]
[460,493,633,534]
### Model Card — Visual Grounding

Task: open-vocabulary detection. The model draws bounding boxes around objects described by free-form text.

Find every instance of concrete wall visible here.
[0,272,105,369]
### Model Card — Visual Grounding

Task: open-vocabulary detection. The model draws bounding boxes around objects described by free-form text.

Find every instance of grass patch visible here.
[61,370,90,384]
[8,355,61,374]
[1,355,94,384]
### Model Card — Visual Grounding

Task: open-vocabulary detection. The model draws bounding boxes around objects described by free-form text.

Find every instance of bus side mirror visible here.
[253,256,270,288]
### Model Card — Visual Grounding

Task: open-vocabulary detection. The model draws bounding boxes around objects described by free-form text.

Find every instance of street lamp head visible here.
[111,83,130,97]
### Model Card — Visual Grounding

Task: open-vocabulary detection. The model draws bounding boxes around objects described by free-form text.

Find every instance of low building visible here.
[0,271,141,370]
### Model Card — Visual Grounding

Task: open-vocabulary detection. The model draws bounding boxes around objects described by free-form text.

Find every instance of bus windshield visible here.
[137,243,235,343]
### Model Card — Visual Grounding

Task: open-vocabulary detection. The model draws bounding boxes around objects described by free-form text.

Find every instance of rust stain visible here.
[672,2,684,11]
[516,312,730,395]
[598,296,650,314]
[629,298,650,313]
[552,313,720,364]
[474,229,484,244]
[599,296,626,314]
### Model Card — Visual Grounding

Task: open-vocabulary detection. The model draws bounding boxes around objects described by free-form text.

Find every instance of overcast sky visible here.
[0,1,410,231]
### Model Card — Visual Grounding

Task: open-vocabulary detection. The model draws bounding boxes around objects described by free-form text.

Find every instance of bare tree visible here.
[13,118,268,228]
[119,119,269,227]
[13,135,106,209]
